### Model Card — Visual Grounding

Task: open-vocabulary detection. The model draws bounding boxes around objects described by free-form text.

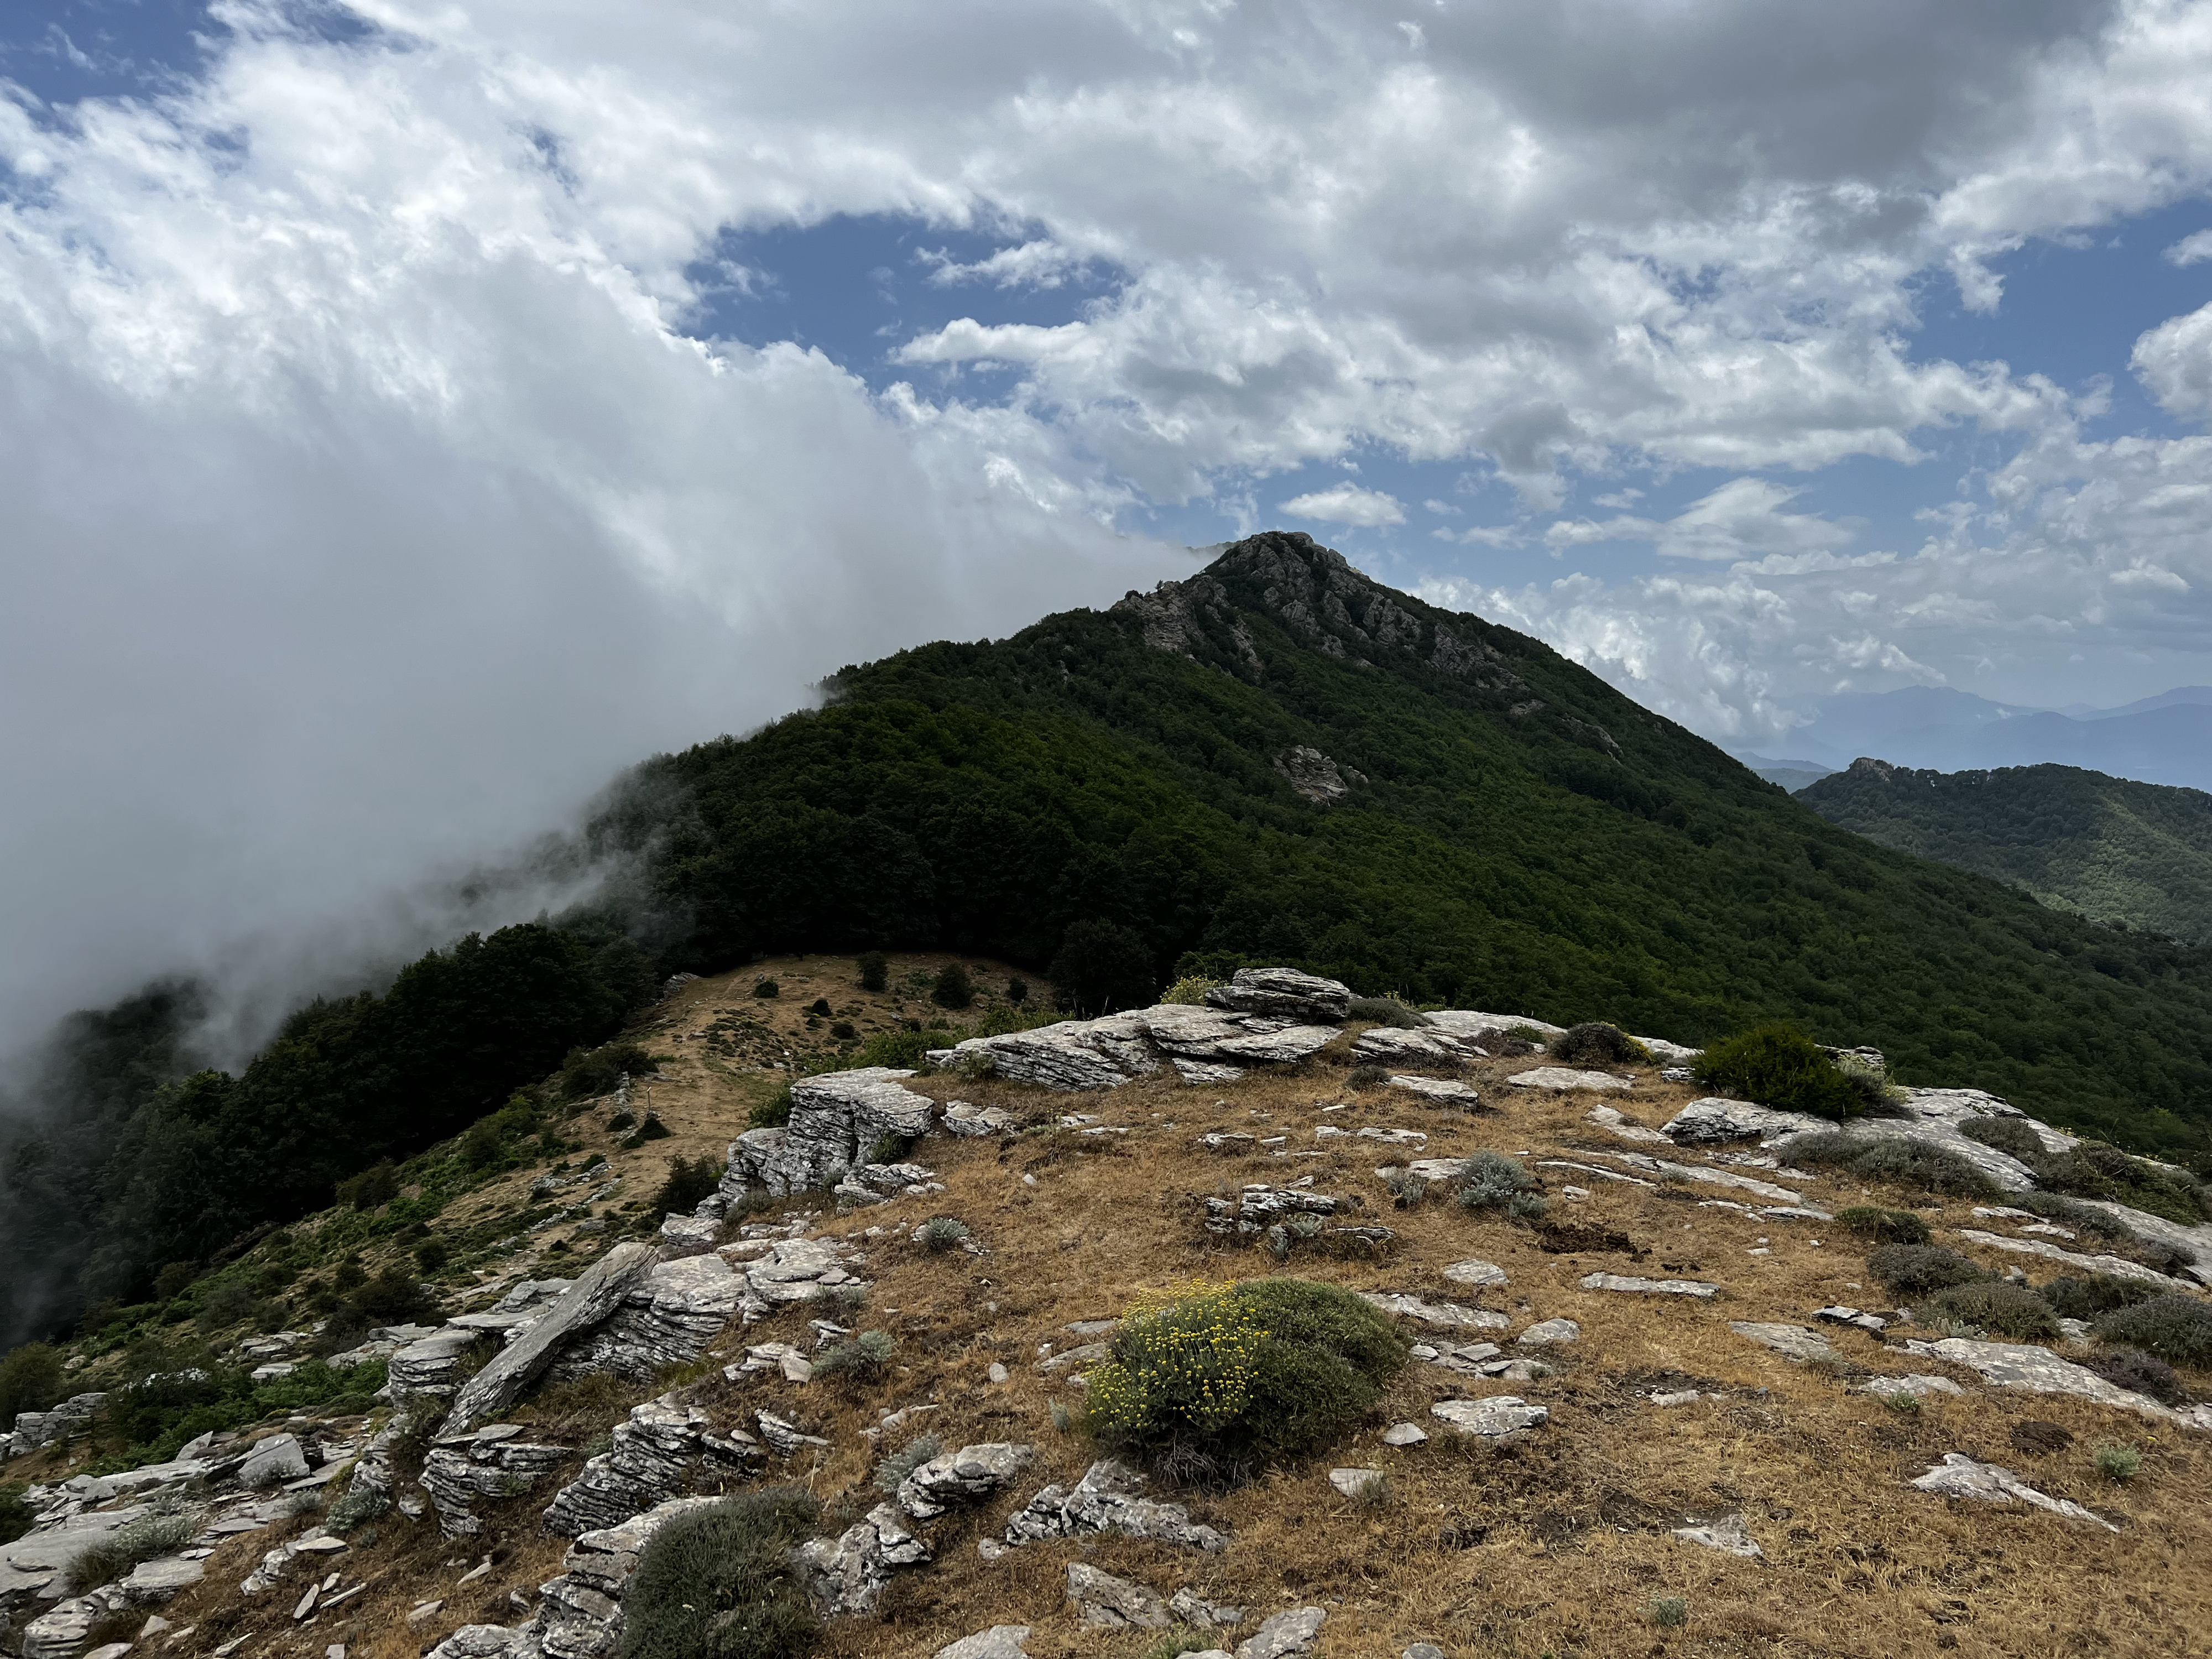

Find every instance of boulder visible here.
[895,1442,1034,1520]
[1205,968,1353,1022]
[797,1504,931,1616]
[440,1243,658,1433]
[940,1015,1160,1091]
[1507,1067,1630,1092]
[1516,1318,1579,1346]
[1730,1322,1839,1364]
[1431,1397,1548,1436]
[1580,1273,1718,1297]
[1357,1292,1509,1331]
[550,1253,752,1381]
[1672,1514,1762,1559]
[1910,1453,2114,1529]
[239,1433,310,1487]
[1349,1027,1476,1066]
[1235,1606,1327,1659]
[1003,1459,1229,1551]
[1426,1011,1564,1042]
[1661,1098,1823,1145]
[943,1102,1019,1137]
[1382,1421,1428,1446]
[1066,1562,1171,1629]
[720,1068,937,1194]
[1441,1258,1507,1288]
[1328,1468,1385,1498]
[420,1426,571,1536]
[655,1215,721,1258]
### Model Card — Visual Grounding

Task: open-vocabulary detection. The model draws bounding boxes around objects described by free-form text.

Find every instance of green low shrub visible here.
[0,1343,65,1427]
[0,1483,32,1547]
[1006,976,1029,1005]
[1086,1278,1408,1483]
[65,1509,196,1594]
[1651,1596,1688,1629]
[807,998,832,1016]
[335,1160,401,1211]
[1958,1117,2046,1163]
[930,964,974,1009]
[2040,1274,2162,1320]
[872,1433,942,1495]
[1547,1022,1649,1067]
[1782,1133,2000,1198]
[1455,1151,1546,1220]
[2083,1347,2187,1405]
[653,1155,723,1218]
[1835,1206,1930,1245]
[1347,997,1425,1029]
[615,1490,820,1659]
[813,1331,895,1388]
[2091,1295,2212,1368]
[1347,1065,1387,1089]
[753,979,780,999]
[2095,1443,2143,1482]
[1866,1244,1989,1298]
[916,1217,971,1253]
[1921,1281,2058,1340]
[1693,1024,1861,1119]
[2029,1142,2212,1227]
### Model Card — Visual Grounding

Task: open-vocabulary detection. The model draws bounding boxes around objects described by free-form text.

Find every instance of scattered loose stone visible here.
[1507,1067,1631,1092]
[1862,1375,1964,1398]
[755,1411,831,1455]
[934,1627,1032,1659]
[1066,1562,1171,1629]
[1648,1390,1705,1407]
[1586,1105,1672,1142]
[798,1504,932,1616]
[1355,1291,1509,1331]
[1580,1272,1718,1298]
[987,1361,1009,1384]
[1430,1397,1548,1436]
[440,1244,659,1433]
[1441,1258,1507,1288]
[1730,1322,1839,1364]
[1911,1454,2114,1530]
[1515,1318,1579,1346]
[1383,1076,1484,1108]
[1168,1588,1248,1628]
[1234,1606,1327,1659]
[943,1101,1019,1137]
[1328,1468,1385,1498]
[1672,1513,1764,1559]
[1381,1422,1428,1446]
[1817,1306,1888,1333]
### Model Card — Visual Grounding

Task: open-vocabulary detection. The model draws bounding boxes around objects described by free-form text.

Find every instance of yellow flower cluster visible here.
[1087,1280,1269,1440]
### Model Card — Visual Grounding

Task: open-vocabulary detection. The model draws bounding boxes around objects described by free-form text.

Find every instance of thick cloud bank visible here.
[8,0,2212,1045]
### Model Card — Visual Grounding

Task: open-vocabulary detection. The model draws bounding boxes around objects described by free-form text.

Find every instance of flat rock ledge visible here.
[1580,1272,1718,1298]
[1430,1397,1548,1437]
[1507,1067,1631,1092]
[1904,1338,2212,1430]
[1911,1454,2114,1530]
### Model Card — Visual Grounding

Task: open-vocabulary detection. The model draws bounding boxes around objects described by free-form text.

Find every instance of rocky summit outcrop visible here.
[717,1068,936,1199]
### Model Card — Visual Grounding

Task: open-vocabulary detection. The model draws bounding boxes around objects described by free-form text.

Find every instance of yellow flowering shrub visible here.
[1084,1281,1264,1439]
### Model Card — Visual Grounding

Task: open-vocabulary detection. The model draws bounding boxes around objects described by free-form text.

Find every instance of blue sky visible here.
[9,0,2212,1041]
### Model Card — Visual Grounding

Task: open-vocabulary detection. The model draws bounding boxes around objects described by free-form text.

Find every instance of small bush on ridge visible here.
[748,1083,794,1129]
[653,1155,723,1219]
[2092,1295,2212,1368]
[1548,1022,1648,1067]
[2084,1347,2187,1405]
[1867,1244,1989,1299]
[1347,996,1426,1029]
[1783,1133,2000,1198]
[1693,1024,1862,1119]
[1921,1281,2058,1340]
[1958,1116,2046,1163]
[1457,1151,1546,1220]
[1835,1206,1929,1246]
[916,1217,971,1253]
[65,1508,196,1594]
[615,1489,820,1659]
[2041,1274,2161,1321]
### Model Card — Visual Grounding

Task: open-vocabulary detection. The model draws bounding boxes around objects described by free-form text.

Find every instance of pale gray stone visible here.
[540,1396,758,1538]
[1861,1375,1964,1398]
[1404,1645,1447,1659]
[655,1215,720,1258]
[1585,1105,1672,1143]
[420,1426,571,1537]
[1590,1150,1802,1203]
[1357,1292,1509,1331]
[1381,1422,1428,1446]
[1953,1229,2190,1288]
[1426,1011,1564,1042]
[1580,1273,1717,1297]
[1203,1184,1338,1237]
[1328,1468,1386,1498]
[1507,1067,1630,1092]
[1066,1562,1171,1629]
[1909,1338,2194,1426]
[1431,1397,1547,1436]
[1441,1258,1506,1288]
[121,1556,205,1601]
[239,1433,309,1487]
[1206,968,1353,1022]
[1003,1459,1228,1551]
[1515,1318,1579,1347]
[798,1504,931,1616]
[1672,1514,1763,1559]
[895,1443,1034,1520]
[1911,1454,2113,1529]
[1168,1588,1247,1628]
[550,1253,750,1381]
[943,1101,1019,1137]
[1730,1322,1839,1364]
[933,1627,1031,1659]
[440,1243,658,1433]
[1235,1606,1327,1659]
[1383,1076,1483,1108]
[1349,1027,1476,1066]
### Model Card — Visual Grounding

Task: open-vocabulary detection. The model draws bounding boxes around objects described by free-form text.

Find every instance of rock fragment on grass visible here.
[1910,1453,2114,1529]
[1580,1272,1718,1298]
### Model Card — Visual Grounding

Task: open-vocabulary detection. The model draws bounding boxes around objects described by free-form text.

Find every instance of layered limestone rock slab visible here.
[1356,1292,1510,1331]
[1205,968,1353,1022]
[1911,1454,2113,1529]
[1430,1397,1547,1436]
[895,1442,1033,1520]
[550,1254,750,1381]
[441,1244,658,1433]
[1507,1067,1631,1092]
[1954,1229,2192,1289]
[420,1426,570,1536]
[721,1068,937,1194]
[1349,1027,1478,1066]
[1906,1338,2212,1428]
[1580,1273,1718,1297]
[1004,1459,1228,1551]
[798,1503,931,1616]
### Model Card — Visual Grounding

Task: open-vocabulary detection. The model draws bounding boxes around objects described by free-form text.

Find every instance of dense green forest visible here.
[7,531,2211,1350]
[1801,759,2212,945]
[0,924,652,1347]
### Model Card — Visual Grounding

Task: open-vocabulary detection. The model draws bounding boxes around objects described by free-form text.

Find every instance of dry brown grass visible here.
[152,959,2212,1659]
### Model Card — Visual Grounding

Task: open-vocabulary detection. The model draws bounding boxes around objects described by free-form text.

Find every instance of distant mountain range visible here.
[1801,757,2212,945]
[1736,685,2212,794]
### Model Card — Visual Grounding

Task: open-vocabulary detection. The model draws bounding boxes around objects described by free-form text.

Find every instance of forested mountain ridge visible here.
[1800,757,2212,945]
[8,531,2212,1347]
[620,533,2212,1150]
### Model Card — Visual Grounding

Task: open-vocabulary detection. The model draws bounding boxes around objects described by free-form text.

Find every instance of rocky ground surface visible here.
[6,958,2211,1659]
